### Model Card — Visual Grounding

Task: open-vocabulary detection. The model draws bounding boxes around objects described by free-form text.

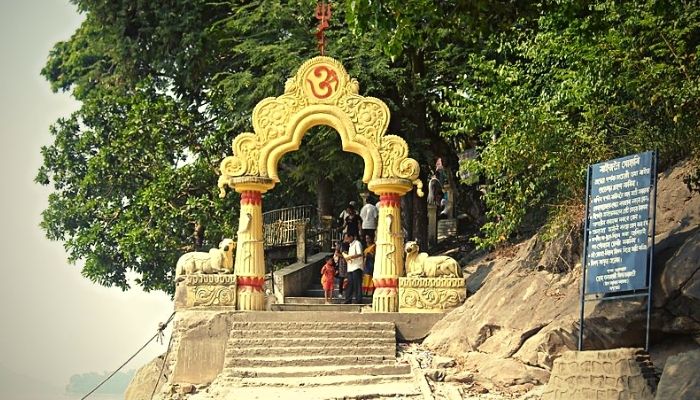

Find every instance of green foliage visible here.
[38,0,440,292]
[440,0,700,248]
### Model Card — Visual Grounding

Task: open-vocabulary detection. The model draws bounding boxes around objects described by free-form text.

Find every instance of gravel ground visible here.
[398,343,545,400]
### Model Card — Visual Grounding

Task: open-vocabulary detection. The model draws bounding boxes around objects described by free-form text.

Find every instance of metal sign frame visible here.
[578,151,657,351]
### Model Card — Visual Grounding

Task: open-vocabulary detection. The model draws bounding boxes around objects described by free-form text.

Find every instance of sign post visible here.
[578,151,657,351]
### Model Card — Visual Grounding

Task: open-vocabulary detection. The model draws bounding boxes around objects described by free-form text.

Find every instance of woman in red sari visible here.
[362,234,376,297]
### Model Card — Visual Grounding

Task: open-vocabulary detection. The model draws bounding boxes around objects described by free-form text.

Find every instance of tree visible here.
[38,0,441,292]
[438,0,700,247]
[343,0,512,244]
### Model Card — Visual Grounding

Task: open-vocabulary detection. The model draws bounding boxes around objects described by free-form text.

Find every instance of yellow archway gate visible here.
[217,56,422,312]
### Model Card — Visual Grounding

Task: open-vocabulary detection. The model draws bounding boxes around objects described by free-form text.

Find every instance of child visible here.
[320,257,336,304]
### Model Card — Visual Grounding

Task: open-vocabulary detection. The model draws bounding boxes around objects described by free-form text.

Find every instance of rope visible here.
[149,325,176,400]
[80,311,176,400]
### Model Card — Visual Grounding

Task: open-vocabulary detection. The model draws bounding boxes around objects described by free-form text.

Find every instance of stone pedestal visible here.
[295,221,307,263]
[398,277,466,313]
[174,275,237,310]
[542,348,657,400]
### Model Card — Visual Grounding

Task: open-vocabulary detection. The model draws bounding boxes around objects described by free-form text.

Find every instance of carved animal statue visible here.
[175,238,236,281]
[404,241,462,278]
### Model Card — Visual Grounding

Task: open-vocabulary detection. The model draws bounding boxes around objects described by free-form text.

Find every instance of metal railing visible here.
[263,205,316,247]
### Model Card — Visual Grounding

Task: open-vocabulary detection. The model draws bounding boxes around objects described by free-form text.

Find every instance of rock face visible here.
[655,349,700,400]
[125,355,166,400]
[424,159,700,390]
[542,348,658,400]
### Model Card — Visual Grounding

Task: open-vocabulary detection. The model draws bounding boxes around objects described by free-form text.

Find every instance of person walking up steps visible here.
[360,197,378,242]
[343,204,362,239]
[334,241,348,299]
[342,232,363,304]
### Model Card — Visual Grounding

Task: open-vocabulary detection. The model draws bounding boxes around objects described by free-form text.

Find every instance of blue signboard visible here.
[583,151,655,295]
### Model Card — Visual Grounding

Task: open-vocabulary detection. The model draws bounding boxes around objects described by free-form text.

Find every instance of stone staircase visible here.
[199,319,422,399]
[271,282,373,311]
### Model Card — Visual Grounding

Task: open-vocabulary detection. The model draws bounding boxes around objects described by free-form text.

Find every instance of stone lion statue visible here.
[404,241,462,278]
[175,238,236,281]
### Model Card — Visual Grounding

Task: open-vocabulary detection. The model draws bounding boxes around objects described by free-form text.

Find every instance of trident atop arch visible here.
[315,0,332,55]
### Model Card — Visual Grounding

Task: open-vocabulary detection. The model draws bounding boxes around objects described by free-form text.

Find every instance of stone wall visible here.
[271,252,328,303]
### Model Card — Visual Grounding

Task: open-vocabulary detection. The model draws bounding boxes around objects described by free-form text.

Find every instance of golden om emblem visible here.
[306,65,339,99]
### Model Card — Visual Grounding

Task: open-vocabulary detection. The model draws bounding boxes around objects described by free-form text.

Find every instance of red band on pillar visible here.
[380,193,400,208]
[237,276,265,292]
[373,277,398,288]
[241,191,262,205]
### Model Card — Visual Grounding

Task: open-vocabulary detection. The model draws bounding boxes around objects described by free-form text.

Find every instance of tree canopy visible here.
[38,0,450,291]
[437,0,700,246]
[39,0,700,292]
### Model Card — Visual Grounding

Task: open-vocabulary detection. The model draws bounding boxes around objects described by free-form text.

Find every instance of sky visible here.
[0,1,173,396]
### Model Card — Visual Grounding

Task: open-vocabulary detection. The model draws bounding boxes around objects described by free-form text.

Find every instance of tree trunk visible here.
[316,176,333,219]
[408,48,429,250]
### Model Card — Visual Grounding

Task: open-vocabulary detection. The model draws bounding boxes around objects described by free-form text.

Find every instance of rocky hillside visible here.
[424,159,700,393]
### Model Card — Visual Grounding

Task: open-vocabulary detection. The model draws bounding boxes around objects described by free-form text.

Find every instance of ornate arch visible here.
[218,56,421,196]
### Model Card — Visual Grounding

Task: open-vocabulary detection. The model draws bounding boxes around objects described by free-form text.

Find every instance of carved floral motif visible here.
[175,275,238,309]
[217,56,420,198]
[193,286,236,307]
[398,277,466,313]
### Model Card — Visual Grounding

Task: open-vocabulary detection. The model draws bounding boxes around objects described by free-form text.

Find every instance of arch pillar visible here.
[369,178,413,312]
[230,177,274,311]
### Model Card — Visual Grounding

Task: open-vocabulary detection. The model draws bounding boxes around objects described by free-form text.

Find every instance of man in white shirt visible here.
[342,232,364,304]
[359,198,378,241]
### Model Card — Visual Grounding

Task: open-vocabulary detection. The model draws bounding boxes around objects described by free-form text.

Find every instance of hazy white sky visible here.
[0,1,173,394]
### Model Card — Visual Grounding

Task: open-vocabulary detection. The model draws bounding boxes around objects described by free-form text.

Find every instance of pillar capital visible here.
[230,176,275,194]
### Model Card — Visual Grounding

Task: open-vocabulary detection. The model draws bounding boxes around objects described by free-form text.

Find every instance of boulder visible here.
[424,159,700,390]
[125,355,166,400]
[655,349,700,400]
[432,355,456,369]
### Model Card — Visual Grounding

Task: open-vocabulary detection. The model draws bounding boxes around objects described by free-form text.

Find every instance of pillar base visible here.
[372,278,399,312]
[236,276,265,311]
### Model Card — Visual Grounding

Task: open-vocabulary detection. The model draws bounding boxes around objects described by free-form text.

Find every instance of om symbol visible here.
[306,65,339,99]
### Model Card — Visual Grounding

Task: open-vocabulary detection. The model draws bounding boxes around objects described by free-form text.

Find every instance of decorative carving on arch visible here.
[218,56,420,197]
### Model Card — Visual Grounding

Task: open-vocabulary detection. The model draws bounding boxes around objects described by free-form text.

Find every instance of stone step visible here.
[228,321,395,331]
[224,363,412,378]
[303,288,374,298]
[227,354,394,368]
[285,296,373,304]
[270,303,368,312]
[211,382,421,399]
[229,329,394,339]
[236,373,413,388]
[232,345,396,357]
[225,337,395,349]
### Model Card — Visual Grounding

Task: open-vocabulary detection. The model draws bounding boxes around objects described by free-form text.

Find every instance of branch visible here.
[659,31,691,82]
